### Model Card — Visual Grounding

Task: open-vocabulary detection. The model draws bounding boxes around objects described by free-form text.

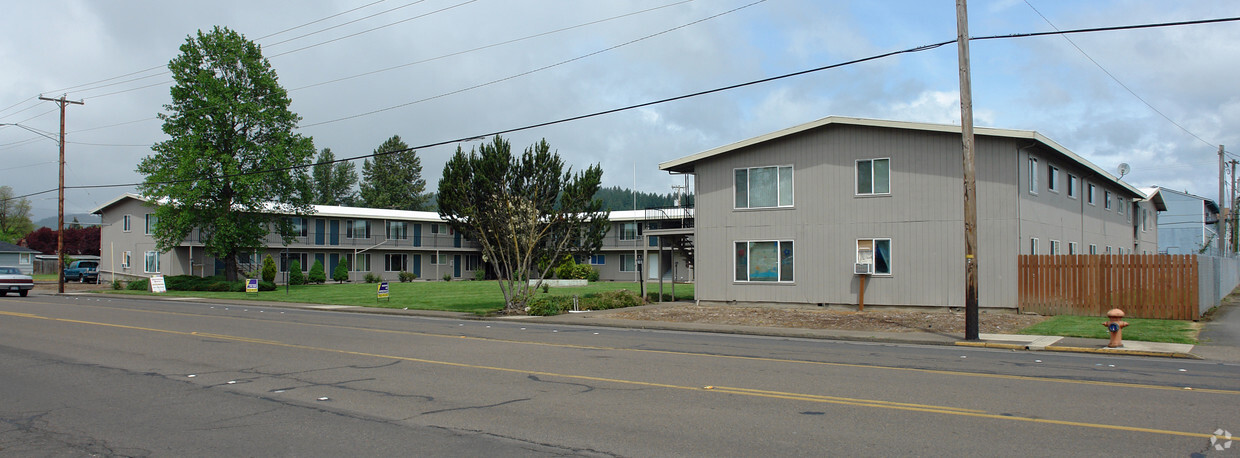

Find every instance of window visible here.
[620,254,637,272]
[1087,184,1096,205]
[1117,247,1126,255]
[19,253,32,265]
[145,214,158,235]
[289,217,308,237]
[1141,208,1149,232]
[1050,240,1061,255]
[431,223,450,234]
[279,253,309,272]
[734,240,795,282]
[346,220,371,239]
[122,251,131,268]
[856,158,890,195]
[1028,157,1038,194]
[1089,244,1097,255]
[386,221,408,240]
[735,165,793,208]
[430,254,449,265]
[144,251,160,273]
[123,214,132,232]
[384,253,407,272]
[1118,198,1125,216]
[1106,246,1112,254]
[1067,174,1077,198]
[856,239,889,275]
[619,222,638,241]
[1104,191,1112,210]
[1068,242,1078,255]
[1030,238,1038,255]
[589,254,605,265]
[1047,164,1059,192]
[352,253,371,272]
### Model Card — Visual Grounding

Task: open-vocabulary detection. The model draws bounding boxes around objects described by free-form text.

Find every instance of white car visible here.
[0,267,33,297]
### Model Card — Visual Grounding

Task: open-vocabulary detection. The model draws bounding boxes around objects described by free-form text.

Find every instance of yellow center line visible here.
[0,308,1219,439]
[4,301,1237,397]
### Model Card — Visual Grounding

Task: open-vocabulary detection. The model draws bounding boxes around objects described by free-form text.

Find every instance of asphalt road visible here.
[1,294,1238,456]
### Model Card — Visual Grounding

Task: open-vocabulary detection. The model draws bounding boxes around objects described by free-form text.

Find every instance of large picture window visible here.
[384,253,407,272]
[352,253,371,272]
[619,222,638,241]
[856,158,890,195]
[145,214,158,235]
[289,217,308,237]
[144,251,160,273]
[734,240,794,282]
[386,221,408,240]
[735,165,793,209]
[346,220,371,239]
[620,254,637,272]
[857,239,891,275]
[279,253,309,272]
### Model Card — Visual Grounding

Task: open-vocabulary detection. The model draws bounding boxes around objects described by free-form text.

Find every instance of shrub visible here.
[645,292,674,302]
[541,283,549,293]
[308,260,326,284]
[473,268,486,281]
[443,272,452,282]
[127,279,149,291]
[585,267,599,282]
[398,271,417,282]
[332,258,349,283]
[111,279,123,290]
[288,261,305,285]
[261,255,277,283]
[586,290,643,310]
[554,258,595,280]
[209,281,232,292]
[526,296,574,316]
[364,272,382,283]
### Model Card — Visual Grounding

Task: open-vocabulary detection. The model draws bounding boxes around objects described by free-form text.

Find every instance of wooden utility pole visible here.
[39,95,84,294]
[1231,159,1237,253]
[956,0,980,340]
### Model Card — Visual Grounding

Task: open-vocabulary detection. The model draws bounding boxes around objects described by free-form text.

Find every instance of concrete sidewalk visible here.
[57,291,1218,359]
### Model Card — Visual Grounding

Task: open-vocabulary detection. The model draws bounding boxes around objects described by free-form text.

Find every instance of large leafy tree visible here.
[311,147,358,206]
[438,136,609,313]
[137,26,315,281]
[0,186,34,244]
[359,135,429,210]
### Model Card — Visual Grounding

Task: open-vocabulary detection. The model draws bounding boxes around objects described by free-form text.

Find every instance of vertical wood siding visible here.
[1018,254,1197,320]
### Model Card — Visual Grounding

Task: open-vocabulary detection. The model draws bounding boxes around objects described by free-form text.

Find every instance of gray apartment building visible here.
[91,194,693,284]
[1143,187,1221,255]
[659,116,1159,311]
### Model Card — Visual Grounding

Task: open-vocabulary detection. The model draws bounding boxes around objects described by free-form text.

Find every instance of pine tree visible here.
[359,135,429,210]
[288,260,305,285]
[308,259,327,284]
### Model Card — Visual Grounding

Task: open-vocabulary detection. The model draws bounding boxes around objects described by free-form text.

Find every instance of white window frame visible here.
[122,251,131,268]
[123,214,132,232]
[1028,157,1038,194]
[386,221,408,240]
[1104,190,1113,210]
[1106,246,1113,254]
[733,240,796,282]
[855,158,891,196]
[144,250,160,273]
[1089,244,1097,255]
[19,253,32,265]
[1067,174,1077,199]
[145,213,157,235]
[384,253,407,272]
[1068,242,1078,255]
[1047,164,1059,193]
[352,253,371,272]
[346,220,371,239]
[1030,238,1039,255]
[1049,240,1061,255]
[856,238,891,276]
[619,254,637,273]
[589,254,605,265]
[734,165,794,209]
[1087,184,1096,205]
[619,222,639,241]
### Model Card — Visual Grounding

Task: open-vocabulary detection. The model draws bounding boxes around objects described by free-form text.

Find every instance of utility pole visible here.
[1231,159,1237,254]
[1221,145,1226,257]
[39,95,84,294]
[956,1,980,340]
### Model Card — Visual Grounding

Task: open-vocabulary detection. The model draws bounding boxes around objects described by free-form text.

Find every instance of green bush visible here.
[586,290,643,310]
[332,258,349,283]
[585,267,599,282]
[554,258,595,280]
[398,271,417,282]
[111,279,123,290]
[261,255,277,283]
[289,261,305,285]
[209,281,232,292]
[308,260,326,284]
[364,272,382,283]
[473,268,486,281]
[127,279,149,291]
[443,272,452,282]
[645,292,674,302]
[526,296,574,316]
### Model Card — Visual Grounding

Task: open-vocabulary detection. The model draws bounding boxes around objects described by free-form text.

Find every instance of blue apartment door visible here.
[453,232,461,248]
[329,220,340,246]
[453,255,461,278]
[412,254,422,277]
[314,219,325,245]
[328,253,339,277]
[413,224,422,247]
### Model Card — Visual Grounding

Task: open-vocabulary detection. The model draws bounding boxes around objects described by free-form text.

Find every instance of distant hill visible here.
[34,214,102,230]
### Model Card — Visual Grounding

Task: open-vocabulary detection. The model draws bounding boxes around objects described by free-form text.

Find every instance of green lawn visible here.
[32,274,58,282]
[1018,315,1199,344]
[107,280,694,315]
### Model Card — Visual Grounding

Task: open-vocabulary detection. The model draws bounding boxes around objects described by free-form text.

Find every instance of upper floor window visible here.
[856,158,890,196]
[1087,184,1096,205]
[1030,238,1039,255]
[619,222,639,241]
[386,221,408,240]
[431,223,449,234]
[1028,157,1038,194]
[144,213,158,235]
[1117,198,1125,216]
[1047,164,1059,192]
[735,165,793,209]
[1067,174,1077,198]
[123,214,132,232]
[289,217,307,237]
[1104,191,1113,210]
[346,220,371,239]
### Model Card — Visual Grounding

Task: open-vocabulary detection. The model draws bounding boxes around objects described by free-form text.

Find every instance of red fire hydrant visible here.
[1103,308,1129,348]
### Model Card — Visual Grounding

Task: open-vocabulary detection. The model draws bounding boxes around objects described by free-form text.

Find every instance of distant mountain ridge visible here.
[34,214,102,229]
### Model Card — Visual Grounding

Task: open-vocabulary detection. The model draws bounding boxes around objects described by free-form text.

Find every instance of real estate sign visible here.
[150,275,166,293]
[246,278,258,293]
[377,281,389,301]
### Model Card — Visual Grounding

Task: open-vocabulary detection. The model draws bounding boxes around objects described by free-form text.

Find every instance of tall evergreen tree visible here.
[136,26,315,281]
[311,148,358,206]
[359,135,429,210]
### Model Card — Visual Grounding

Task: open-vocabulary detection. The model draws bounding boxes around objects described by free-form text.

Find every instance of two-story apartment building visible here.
[92,194,694,283]
[659,116,1158,311]
[1145,187,1221,255]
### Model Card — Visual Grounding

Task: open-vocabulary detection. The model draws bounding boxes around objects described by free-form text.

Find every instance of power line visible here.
[254,0,388,41]
[268,0,478,58]
[264,0,429,47]
[1023,1,1217,149]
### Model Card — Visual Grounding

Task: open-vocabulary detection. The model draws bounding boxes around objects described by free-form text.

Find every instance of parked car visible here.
[63,260,99,283]
[0,267,33,297]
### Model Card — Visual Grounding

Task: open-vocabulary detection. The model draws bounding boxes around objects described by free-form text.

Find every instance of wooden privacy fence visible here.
[1019,254,1198,320]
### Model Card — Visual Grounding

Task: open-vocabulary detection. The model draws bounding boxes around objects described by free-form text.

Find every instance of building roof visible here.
[1137,187,1169,212]
[0,241,39,254]
[658,115,1144,197]
[1147,186,1219,213]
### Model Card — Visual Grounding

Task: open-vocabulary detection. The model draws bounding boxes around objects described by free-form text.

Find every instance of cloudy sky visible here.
[2,0,1238,222]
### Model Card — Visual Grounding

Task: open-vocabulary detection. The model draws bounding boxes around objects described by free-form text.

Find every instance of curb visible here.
[955,341,1201,359]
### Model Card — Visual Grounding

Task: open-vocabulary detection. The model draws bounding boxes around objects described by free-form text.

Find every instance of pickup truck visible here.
[0,267,33,297]
[63,260,99,283]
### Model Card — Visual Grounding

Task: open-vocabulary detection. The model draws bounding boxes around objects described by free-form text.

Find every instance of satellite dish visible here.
[1117,163,1131,179]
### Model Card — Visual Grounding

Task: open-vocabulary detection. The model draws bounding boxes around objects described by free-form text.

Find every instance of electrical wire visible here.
[263,0,428,47]
[254,0,388,41]
[268,0,477,58]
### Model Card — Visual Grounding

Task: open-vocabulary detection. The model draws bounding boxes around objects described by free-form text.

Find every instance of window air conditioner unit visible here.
[854,263,874,275]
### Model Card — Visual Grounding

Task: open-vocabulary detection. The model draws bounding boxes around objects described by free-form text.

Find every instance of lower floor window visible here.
[385,254,407,272]
[122,251,131,268]
[352,253,371,272]
[144,251,160,273]
[856,239,890,275]
[19,253,31,265]
[735,240,794,282]
[280,253,309,272]
[589,254,605,265]
[620,254,637,272]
